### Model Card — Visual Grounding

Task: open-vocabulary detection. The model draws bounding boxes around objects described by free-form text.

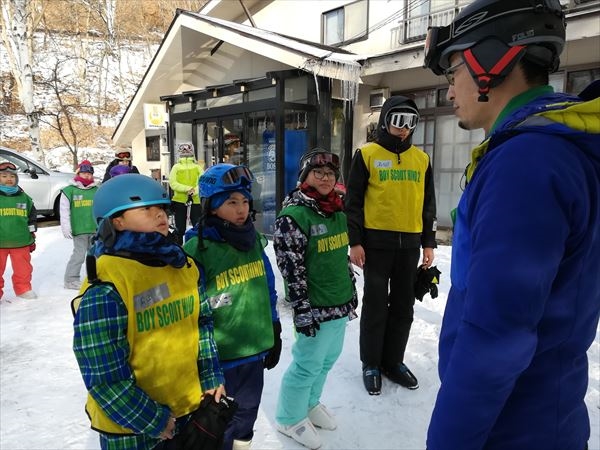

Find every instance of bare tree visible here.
[1,0,44,161]
[78,0,117,125]
[37,57,96,170]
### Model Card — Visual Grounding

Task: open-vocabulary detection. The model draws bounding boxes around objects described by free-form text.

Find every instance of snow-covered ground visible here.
[1,226,598,449]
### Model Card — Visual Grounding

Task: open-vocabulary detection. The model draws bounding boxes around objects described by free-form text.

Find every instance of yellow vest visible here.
[81,255,203,434]
[361,142,429,232]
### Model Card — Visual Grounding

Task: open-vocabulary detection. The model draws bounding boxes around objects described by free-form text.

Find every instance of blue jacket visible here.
[428,88,600,450]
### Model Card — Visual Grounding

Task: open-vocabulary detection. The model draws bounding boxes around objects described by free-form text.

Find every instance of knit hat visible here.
[210,189,252,210]
[109,164,131,178]
[0,160,19,184]
[76,160,94,174]
[178,143,195,158]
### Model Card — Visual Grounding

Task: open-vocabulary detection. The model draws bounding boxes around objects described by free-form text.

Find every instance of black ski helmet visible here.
[423,0,566,100]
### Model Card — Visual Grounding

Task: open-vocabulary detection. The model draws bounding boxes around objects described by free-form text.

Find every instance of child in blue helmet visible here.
[183,163,280,450]
[274,148,358,450]
[72,174,225,450]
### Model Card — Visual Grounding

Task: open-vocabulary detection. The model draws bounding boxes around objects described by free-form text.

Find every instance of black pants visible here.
[171,201,201,244]
[360,247,420,368]
[221,360,264,450]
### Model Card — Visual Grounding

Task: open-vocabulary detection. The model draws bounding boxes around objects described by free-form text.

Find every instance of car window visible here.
[0,151,45,176]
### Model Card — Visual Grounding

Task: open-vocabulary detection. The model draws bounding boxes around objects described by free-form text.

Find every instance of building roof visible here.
[112,9,363,144]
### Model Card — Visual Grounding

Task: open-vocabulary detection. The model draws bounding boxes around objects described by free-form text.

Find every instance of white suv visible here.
[0,147,74,218]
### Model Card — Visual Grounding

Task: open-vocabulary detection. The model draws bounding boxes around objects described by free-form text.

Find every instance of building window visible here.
[322,0,368,46]
[146,136,160,161]
[566,68,600,95]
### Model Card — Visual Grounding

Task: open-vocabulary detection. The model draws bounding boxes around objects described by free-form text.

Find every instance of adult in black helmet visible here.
[424,1,600,449]
[345,97,437,395]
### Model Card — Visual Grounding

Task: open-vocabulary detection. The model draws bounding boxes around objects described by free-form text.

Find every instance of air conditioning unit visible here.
[369,88,390,109]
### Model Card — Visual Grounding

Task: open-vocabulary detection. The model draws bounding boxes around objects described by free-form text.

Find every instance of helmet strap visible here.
[463,44,526,102]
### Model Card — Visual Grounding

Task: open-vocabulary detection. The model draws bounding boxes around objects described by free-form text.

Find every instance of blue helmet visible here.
[93,174,170,223]
[199,163,254,201]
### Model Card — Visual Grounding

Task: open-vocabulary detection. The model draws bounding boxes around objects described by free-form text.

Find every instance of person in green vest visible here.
[183,163,280,450]
[274,148,358,450]
[60,160,99,290]
[168,142,203,244]
[0,161,37,300]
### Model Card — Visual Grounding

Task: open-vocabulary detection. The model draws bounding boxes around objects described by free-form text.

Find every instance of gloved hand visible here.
[172,394,238,450]
[414,265,441,301]
[294,302,319,337]
[264,321,282,369]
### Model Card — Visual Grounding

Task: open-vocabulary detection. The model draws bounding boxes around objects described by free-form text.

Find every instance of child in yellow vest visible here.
[72,174,225,450]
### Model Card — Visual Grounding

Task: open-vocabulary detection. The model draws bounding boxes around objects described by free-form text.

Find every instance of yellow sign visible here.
[143,104,168,129]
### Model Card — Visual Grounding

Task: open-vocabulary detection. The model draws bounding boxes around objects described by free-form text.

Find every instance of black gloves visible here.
[264,321,282,370]
[294,302,319,337]
[414,265,441,301]
[168,394,238,450]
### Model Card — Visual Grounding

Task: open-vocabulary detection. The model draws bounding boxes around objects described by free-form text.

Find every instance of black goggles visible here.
[116,151,131,159]
[222,166,254,185]
[306,152,340,170]
[423,25,452,76]
[0,161,18,171]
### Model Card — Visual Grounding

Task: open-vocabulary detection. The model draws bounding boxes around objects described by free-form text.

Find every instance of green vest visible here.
[184,235,273,361]
[61,185,98,235]
[0,192,34,248]
[278,205,353,307]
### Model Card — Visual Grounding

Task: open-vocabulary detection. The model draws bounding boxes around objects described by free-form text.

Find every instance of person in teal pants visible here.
[273,148,358,450]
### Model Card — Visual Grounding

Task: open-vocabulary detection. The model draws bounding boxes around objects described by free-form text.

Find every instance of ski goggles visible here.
[115,151,131,160]
[78,163,94,174]
[386,111,419,130]
[0,161,18,172]
[178,143,195,155]
[304,152,340,170]
[423,25,452,76]
[222,166,254,186]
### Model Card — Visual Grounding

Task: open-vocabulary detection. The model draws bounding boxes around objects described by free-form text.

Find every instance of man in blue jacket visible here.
[423,0,600,449]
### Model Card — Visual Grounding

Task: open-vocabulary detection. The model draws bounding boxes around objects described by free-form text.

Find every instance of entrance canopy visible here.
[112,9,362,145]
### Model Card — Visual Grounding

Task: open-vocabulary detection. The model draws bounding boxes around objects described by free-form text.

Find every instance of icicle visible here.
[303,57,361,105]
[313,71,320,104]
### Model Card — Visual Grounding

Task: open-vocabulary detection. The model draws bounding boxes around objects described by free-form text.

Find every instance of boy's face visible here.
[112,205,170,236]
[0,172,17,186]
[211,191,250,226]
[78,172,94,180]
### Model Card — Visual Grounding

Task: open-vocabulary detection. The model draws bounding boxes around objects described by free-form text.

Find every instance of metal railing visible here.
[389,0,600,50]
